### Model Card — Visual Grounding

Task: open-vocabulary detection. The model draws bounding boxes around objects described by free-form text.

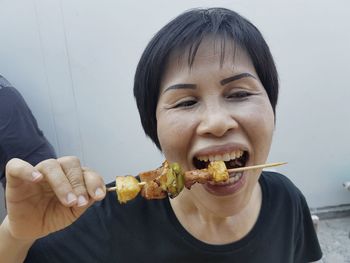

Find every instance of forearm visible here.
[0,216,35,263]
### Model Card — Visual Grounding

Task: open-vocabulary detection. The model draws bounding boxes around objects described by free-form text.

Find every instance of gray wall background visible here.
[0,0,349,221]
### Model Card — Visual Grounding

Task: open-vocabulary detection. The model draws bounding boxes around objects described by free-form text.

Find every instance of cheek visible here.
[157,113,195,161]
[247,103,275,158]
[250,108,274,136]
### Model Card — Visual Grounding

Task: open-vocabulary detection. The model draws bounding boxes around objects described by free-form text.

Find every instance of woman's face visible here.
[156,38,275,213]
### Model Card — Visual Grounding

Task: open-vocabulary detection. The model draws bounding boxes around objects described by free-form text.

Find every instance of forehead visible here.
[161,37,256,85]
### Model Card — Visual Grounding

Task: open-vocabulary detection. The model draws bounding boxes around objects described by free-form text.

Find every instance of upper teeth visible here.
[197,150,244,162]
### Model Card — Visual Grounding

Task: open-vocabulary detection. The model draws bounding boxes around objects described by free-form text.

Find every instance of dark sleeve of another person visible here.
[0,83,56,188]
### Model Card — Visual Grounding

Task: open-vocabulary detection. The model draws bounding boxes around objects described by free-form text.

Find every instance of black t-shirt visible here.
[25,172,322,263]
[0,78,56,187]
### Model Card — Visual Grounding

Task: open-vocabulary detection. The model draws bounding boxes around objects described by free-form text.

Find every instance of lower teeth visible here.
[208,172,243,185]
[230,172,242,182]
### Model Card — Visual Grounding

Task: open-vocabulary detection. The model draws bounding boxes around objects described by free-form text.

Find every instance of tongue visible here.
[225,158,244,169]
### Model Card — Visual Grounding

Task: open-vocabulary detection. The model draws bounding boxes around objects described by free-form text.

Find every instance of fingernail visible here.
[95,188,104,198]
[31,171,42,181]
[66,193,77,204]
[77,195,88,207]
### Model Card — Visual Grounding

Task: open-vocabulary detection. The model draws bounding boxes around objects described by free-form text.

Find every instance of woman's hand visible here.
[3,157,106,241]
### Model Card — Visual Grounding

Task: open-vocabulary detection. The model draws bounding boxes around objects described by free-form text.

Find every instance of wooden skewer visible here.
[106,162,287,192]
[107,182,145,192]
[226,162,287,173]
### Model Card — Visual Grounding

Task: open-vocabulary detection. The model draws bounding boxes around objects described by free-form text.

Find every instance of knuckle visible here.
[65,169,87,195]
[36,158,58,171]
[84,169,101,183]
[58,156,81,167]
[55,179,72,195]
[65,166,84,185]
[6,158,19,169]
[81,166,91,173]
[5,158,22,175]
[68,172,85,188]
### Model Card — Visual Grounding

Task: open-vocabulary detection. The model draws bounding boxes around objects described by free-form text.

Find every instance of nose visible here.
[196,103,238,137]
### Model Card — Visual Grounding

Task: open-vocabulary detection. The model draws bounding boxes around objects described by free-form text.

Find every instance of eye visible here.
[226,91,253,100]
[173,99,197,108]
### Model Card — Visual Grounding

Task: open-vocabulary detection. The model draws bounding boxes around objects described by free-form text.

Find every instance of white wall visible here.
[0,0,349,220]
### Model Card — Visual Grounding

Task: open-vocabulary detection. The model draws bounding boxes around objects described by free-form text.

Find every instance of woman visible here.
[0,8,322,262]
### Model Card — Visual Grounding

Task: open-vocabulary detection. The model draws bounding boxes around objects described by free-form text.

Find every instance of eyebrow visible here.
[220,73,256,85]
[163,83,197,93]
[163,72,256,93]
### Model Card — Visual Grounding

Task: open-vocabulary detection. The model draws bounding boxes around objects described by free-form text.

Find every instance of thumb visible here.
[5,158,43,188]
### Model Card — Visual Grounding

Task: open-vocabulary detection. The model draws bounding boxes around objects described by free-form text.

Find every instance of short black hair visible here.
[134,7,279,150]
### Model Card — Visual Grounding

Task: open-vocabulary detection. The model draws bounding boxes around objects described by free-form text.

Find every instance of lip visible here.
[192,143,249,160]
[203,171,247,196]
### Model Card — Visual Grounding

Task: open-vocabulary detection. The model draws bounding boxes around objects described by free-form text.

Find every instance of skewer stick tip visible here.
[107,182,146,192]
[107,186,116,192]
[227,161,287,173]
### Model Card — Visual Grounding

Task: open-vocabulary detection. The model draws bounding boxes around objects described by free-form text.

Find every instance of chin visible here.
[191,183,255,216]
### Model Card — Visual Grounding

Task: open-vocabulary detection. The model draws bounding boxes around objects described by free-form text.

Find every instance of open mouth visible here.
[193,150,249,186]
[193,150,249,171]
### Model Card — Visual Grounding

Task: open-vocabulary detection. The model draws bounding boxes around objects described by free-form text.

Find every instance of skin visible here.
[0,156,106,263]
[156,37,275,244]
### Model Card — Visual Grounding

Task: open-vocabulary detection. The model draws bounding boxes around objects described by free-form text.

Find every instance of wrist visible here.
[0,216,35,263]
[1,216,35,246]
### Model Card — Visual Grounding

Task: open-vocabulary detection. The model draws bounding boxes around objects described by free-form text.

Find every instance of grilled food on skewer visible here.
[140,161,186,200]
[111,161,287,203]
[115,176,143,204]
[184,161,229,189]
[114,160,228,203]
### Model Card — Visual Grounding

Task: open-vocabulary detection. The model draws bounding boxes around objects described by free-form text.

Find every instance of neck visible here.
[169,183,262,244]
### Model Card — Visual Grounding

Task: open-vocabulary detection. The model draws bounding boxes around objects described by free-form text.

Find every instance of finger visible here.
[82,167,106,201]
[36,159,78,207]
[58,156,89,207]
[5,158,43,188]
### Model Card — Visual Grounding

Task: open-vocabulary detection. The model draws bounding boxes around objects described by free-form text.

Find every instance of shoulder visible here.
[260,171,309,217]
[260,172,322,261]
[260,171,304,199]
[0,87,25,118]
[260,170,296,186]
[0,84,27,106]
[0,87,17,126]
[0,75,13,88]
